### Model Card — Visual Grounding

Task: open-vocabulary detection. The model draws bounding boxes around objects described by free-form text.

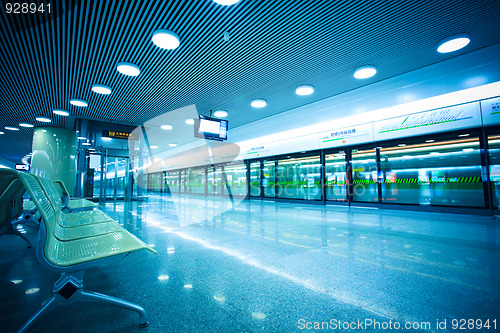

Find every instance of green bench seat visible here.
[53,180,98,211]
[0,177,31,247]
[0,169,156,332]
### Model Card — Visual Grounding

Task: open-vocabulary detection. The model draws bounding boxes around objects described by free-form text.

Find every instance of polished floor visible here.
[1,195,499,332]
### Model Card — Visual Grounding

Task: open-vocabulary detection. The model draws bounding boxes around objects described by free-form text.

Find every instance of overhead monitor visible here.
[194,116,228,141]
[15,164,30,171]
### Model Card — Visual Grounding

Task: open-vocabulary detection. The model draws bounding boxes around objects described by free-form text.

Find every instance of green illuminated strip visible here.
[247,151,258,154]
[400,116,409,125]
[323,137,344,143]
[491,111,500,115]
[378,119,456,133]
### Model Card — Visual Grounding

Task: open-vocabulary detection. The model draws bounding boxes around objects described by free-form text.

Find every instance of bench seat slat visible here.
[53,220,124,241]
[47,231,155,266]
[68,198,98,209]
[60,210,114,224]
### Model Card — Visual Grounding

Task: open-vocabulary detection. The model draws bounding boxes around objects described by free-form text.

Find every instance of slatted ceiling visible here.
[1,1,500,163]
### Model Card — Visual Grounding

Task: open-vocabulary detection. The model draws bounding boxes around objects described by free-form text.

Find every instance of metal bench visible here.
[0,169,157,332]
[0,176,31,247]
[53,180,99,212]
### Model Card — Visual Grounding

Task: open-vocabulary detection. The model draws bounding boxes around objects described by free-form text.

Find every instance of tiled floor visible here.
[1,195,499,332]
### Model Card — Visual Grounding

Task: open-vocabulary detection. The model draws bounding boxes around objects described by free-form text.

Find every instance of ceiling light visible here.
[91,84,112,95]
[117,62,141,76]
[36,117,51,123]
[354,65,377,79]
[161,124,173,130]
[169,143,178,147]
[150,145,158,149]
[82,142,91,146]
[251,99,267,108]
[458,133,470,137]
[0,132,4,135]
[152,30,180,50]
[295,85,314,96]
[78,136,86,140]
[5,126,19,131]
[102,137,112,141]
[437,34,470,53]
[398,144,406,147]
[19,123,34,128]
[70,99,88,107]
[425,140,435,143]
[185,119,194,125]
[53,109,69,116]
[41,129,46,132]
[213,0,240,5]
[213,110,228,117]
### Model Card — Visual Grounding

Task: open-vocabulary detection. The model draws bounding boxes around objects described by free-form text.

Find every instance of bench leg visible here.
[16,295,62,333]
[76,290,149,327]
[1,224,31,248]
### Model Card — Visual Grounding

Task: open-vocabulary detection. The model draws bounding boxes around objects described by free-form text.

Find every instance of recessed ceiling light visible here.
[5,126,19,131]
[354,65,377,79]
[425,140,435,143]
[102,137,112,141]
[295,85,314,96]
[82,142,91,146]
[78,136,86,140]
[36,117,51,123]
[70,99,88,107]
[19,123,34,128]
[398,144,406,147]
[117,62,141,76]
[152,30,180,50]
[42,129,46,132]
[91,84,112,95]
[53,109,69,116]
[150,145,158,149]
[0,131,4,134]
[458,133,470,137]
[213,0,240,5]
[437,34,470,53]
[185,119,194,125]
[161,124,173,130]
[213,110,228,117]
[169,143,178,147]
[251,99,267,108]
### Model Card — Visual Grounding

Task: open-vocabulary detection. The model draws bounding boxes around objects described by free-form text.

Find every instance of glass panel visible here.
[380,137,484,207]
[352,149,378,202]
[115,158,127,198]
[188,168,206,194]
[249,162,260,196]
[105,157,115,198]
[223,162,247,196]
[166,171,179,193]
[325,153,347,202]
[149,172,162,192]
[489,134,500,208]
[263,161,275,197]
[207,167,216,195]
[214,167,223,195]
[277,156,321,200]
[180,170,188,193]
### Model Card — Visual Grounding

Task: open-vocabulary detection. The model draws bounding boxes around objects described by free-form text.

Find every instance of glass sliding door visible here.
[380,136,484,207]
[277,156,321,200]
[223,162,247,196]
[325,153,347,202]
[214,166,223,195]
[488,132,500,208]
[188,167,206,194]
[263,160,275,197]
[352,149,378,202]
[166,171,179,193]
[180,170,188,194]
[249,161,261,197]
